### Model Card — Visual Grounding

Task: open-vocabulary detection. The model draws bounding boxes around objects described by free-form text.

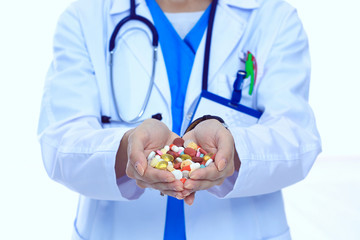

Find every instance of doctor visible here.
[38,0,321,239]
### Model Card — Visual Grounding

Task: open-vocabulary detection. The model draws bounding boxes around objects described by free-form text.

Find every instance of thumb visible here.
[127,132,148,176]
[214,132,234,172]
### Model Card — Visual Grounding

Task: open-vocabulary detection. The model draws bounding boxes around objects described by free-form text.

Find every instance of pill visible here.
[155,155,161,159]
[173,138,185,147]
[177,147,185,154]
[187,142,198,150]
[171,145,179,152]
[156,150,163,156]
[181,159,192,169]
[174,162,181,169]
[160,148,168,155]
[203,154,212,161]
[192,156,203,163]
[199,148,207,155]
[200,154,204,158]
[182,170,189,179]
[156,160,168,170]
[184,139,195,148]
[205,159,213,167]
[161,154,174,162]
[196,151,201,157]
[172,170,183,180]
[180,178,186,184]
[175,157,182,163]
[147,151,155,161]
[167,165,175,172]
[167,150,180,159]
[200,165,205,168]
[164,145,170,151]
[150,158,160,167]
[190,163,201,171]
[181,165,191,171]
[180,154,192,161]
[184,147,196,157]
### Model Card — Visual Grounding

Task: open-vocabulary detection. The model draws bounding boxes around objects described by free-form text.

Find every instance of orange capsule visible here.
[180,178,186,184]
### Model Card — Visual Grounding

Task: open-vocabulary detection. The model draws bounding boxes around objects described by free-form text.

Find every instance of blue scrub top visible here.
[146,0,211,135]
[146,0,211,239]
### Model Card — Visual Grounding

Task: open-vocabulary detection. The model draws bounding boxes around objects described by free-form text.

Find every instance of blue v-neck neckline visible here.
[146,0,211,54]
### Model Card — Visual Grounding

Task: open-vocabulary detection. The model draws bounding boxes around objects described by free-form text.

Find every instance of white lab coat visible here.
[38,0,322,239]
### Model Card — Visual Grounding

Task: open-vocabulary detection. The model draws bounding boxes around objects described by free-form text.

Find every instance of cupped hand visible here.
[124,119,184,198]
[181,119,236,205]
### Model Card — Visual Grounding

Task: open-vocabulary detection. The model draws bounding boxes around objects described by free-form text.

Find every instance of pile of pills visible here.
[147,138,215,183]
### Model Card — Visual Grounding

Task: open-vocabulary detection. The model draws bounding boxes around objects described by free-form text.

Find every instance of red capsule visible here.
[180,178,186,184]
[199,148,207,155]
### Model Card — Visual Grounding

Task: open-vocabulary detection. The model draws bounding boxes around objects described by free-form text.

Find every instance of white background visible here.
[0,0,359,239]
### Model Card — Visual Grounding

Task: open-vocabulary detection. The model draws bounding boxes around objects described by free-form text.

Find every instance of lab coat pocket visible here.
[210,73,233,99]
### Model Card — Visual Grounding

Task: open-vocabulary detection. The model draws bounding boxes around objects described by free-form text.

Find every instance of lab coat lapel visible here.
[109,0,171,109]
[184,1,250,114]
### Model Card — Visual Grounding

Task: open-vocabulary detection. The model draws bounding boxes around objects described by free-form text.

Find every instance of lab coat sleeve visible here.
[208,9,322,198]
[37,5,144,201]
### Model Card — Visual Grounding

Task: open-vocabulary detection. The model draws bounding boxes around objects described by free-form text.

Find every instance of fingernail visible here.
[174,186,183,191]
[184,182,192,190]
[135,162,144,176]
[175,194,184,200]
[183,191,191,197]
[218,158,227,171]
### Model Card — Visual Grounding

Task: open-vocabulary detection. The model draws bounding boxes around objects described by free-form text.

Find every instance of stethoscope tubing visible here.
[107,0,218,124]
[109,0,159,124]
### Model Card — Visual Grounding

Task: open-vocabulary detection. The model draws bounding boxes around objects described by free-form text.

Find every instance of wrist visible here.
[115,129,135,179]
[185,115,227,134]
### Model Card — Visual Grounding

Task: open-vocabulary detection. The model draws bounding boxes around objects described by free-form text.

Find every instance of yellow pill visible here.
[155,161,168,170]
[187,142,198,150]
[167,165,175,172]
[181,159,192,169]
[203,153,214,161]
[150,158,159,168]
[180,154,192,161]
[160,148,168,155]
[161,154,174,162]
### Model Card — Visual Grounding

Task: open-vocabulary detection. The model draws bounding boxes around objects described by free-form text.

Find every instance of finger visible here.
[214,130,234,172]
[184,192,195,205]
[183,178,224,193]
[127,132,148,176]
[189,163,227,181]
[162,190,185,200]
[160,190,185,199]
[136,179,184,192]
[127,164,175,183]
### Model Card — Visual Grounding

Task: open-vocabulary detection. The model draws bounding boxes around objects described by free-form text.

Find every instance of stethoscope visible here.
[101,0,219,124]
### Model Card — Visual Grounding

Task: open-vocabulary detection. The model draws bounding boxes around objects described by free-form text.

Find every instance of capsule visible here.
[180,154,192,161]
[161,154,174,162]
[155,161,168,170]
